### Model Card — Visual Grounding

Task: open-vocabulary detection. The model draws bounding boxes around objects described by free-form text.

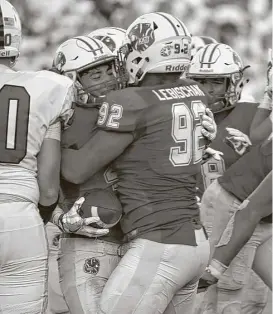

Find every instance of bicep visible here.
[61,130,133,184]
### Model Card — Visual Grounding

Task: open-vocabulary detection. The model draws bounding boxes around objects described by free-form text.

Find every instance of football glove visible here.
[202,147,224,163]
[201,108,217,141]
[51,197,109,238]
[225,127,252,156]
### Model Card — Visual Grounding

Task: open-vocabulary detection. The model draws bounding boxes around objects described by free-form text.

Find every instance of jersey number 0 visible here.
[0,85,30,164]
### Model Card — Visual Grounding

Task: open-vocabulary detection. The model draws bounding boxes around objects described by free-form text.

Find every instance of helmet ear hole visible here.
[132,57,142,65]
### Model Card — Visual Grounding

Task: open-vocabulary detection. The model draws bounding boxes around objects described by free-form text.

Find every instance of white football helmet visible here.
[191,36,217,59]
[88,27,126,54]
[0,0,22,64]
[188,43,248,112]
[53,36,127,100]
[122,12,192,84]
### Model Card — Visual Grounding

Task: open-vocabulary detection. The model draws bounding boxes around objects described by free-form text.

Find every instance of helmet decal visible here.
[55,51,66,71]
[232,51,242,68]
[128,23,155,52]
[160,45,172,57]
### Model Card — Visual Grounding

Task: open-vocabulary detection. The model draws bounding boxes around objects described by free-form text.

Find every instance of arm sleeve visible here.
[45,121,61,141]
[59,83,76,130]
[96,92,145,134]
[258,93,272,110]
[213,170,272,266]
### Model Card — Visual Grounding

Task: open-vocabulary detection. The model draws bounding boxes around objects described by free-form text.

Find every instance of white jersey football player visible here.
[0,1,75,313]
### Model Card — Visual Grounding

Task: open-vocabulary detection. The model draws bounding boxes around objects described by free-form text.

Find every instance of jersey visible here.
[97,79,209,245]
[197,101,258,195]
[218,136,272,202]
[0,68,74,204]
[60,105,122,242]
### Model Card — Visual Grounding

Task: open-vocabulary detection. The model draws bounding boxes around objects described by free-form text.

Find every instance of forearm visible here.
[213,171,272,266]
[61,130,133,184]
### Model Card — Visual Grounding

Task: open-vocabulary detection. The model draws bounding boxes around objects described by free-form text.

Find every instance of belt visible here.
[60,234,121,255]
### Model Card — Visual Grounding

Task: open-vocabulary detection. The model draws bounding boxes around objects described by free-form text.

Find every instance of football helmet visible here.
[0,0,22,64]
[88,27,126,54]
[121,12,192,84]
[188,43,249,112]
[53,36,127,102]
[191,36,217,58]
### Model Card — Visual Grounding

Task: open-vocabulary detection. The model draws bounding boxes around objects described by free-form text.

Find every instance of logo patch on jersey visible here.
[84,257,100,275]
[94,35,116,53]
[128,23,155,52]
[55,51,66,71]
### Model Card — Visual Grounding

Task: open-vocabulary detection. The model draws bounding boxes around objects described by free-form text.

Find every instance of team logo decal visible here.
[128,23,155,52]
[160,45,172,57]
[54,51,66,71]
[84,257,100,275]
[94,35,116,53]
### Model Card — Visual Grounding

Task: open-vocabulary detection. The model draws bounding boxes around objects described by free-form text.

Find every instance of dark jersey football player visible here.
[188,43,258,195]
[61,12,217,314]
[49,33,128,314]
[187,43,271,314]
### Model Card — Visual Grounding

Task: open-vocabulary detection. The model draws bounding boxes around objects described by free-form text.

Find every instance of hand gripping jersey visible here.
[60,105,123,242]
[197,101,258,194]
[97,79,209,245]
[0,69,74,204]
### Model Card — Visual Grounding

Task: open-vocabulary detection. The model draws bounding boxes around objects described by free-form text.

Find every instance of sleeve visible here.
[258,93,272,111]
[61,106,98,149]
[96,92,144,133]
[45,120,61,141]
[59,82,76,130]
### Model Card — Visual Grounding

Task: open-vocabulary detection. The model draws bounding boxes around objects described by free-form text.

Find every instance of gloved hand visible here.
[225,127,252,156]
[202,147,224,163]
[51,197,109,237]
[201,108,217,141]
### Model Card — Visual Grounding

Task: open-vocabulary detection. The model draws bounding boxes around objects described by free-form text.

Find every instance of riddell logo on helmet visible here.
[199,68,214,72]
[165,64,186,72]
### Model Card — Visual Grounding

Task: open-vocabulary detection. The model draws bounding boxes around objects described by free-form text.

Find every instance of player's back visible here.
[0,68,74,204]
[99,79,209,245]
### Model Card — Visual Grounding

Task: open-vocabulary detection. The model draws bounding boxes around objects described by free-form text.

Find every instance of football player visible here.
[188,43,267,312]
[188,44,270,314]
[0,0,75,313]
[61,12,218,314]
[49,33,128,313]
[188,43,258,195]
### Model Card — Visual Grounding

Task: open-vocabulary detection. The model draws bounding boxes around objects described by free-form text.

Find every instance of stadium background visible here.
[10,0,272,102]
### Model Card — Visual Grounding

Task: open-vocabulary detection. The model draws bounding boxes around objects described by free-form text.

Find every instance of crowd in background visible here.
[10,0,272,101]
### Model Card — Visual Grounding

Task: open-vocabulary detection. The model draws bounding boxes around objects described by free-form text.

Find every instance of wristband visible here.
[38,196,59,225]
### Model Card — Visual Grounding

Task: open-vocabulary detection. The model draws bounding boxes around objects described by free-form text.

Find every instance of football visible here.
[80,189,122,228]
